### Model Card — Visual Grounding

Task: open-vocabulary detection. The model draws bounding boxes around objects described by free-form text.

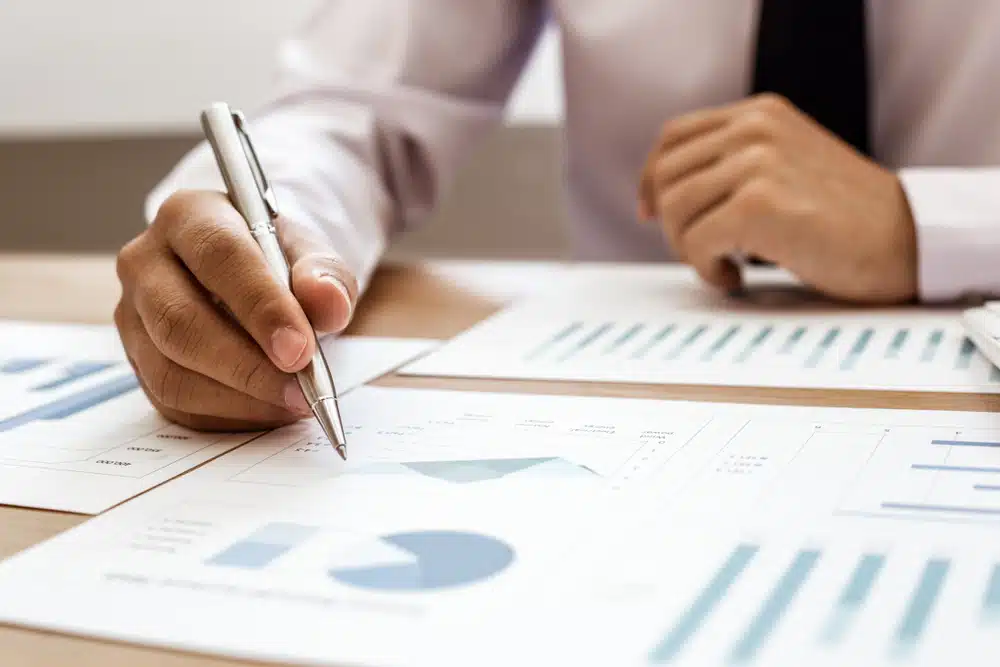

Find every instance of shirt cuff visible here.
[899,167,1000,303]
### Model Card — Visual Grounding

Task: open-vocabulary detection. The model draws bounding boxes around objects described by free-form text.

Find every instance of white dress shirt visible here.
[148,0,1000,301]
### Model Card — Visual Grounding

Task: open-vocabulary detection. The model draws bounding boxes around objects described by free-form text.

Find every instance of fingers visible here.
[640,108,730,218]
[156,190,317,374]
[678,179,790,290]
[116,301,304,426]
[123,247,308,413]
[655,144,781,254]
[279,216,359,336]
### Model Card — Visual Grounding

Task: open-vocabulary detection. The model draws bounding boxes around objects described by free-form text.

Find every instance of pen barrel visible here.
[253,233,339,406]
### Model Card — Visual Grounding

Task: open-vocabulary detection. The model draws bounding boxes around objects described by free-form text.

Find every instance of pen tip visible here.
[336,444,347,461]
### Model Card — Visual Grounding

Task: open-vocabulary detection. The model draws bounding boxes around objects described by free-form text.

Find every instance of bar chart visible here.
[643,541,987,665]
[404,311,998,393]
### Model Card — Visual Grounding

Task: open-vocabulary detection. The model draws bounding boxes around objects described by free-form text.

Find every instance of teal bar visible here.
[886,329,910,359]
[525,321,583,360]
[956,337,977,370]
[778,326,807,354]
[805,328,841,368]
[729,549,821,664]
[557,322,613,361]
[991,365,1000,383]
[604,323,646,355]
[631,324,677,360]
[821,554,885,644]
[665,325,709,361]
[735,326,774,363]
[920,329,944,362]
[701,325,742,361]
[649,544,759,664]
[894,559,950,652]
[841,328,875,370]
[982,564,1000,622]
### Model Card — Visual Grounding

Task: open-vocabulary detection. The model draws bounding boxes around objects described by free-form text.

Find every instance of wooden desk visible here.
[0,253,996,666]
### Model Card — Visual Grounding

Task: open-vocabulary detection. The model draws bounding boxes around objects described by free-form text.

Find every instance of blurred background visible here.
[0,0,566,260]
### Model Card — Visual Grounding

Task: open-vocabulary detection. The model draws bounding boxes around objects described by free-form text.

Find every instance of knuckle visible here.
[153,190,200,230]
[742,143,780,172]
[753,92,791,115]
[736,178,778,213]
[150,297,200,359]
[242,283,291,331]
[187,224,242,279]
[116,236,146,283]
[737,110,776,141]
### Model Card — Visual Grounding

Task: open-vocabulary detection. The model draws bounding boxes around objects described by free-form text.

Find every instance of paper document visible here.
[403,273,984,393]
[0,321,437,513]
[1,387,1000,665]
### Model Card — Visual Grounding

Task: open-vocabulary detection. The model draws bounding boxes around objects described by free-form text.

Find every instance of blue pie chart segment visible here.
[329,530,515,592]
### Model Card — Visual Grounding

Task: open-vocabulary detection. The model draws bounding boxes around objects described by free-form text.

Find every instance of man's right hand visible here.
[115,190,358,431]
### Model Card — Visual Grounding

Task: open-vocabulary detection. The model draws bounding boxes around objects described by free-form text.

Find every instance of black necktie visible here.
[751,0,871,156]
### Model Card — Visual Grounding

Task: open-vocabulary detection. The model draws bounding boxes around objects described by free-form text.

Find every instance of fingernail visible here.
[284,380,311,415]
[271,326,307,369]
[315,270,354,319]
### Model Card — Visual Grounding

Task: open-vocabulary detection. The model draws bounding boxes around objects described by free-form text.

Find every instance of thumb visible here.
[280,217,359,336]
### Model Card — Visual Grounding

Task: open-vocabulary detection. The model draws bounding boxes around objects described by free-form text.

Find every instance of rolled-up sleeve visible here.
[900,167,1000,302]
[146,0,546,290]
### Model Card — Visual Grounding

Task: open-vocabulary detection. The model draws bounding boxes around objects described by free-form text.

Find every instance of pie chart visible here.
[328,530,515,592]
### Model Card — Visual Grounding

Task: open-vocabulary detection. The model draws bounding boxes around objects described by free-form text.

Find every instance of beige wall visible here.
[0,127,567,260]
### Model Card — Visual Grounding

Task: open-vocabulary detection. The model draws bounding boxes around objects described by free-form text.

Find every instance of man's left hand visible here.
[639,93,918,304]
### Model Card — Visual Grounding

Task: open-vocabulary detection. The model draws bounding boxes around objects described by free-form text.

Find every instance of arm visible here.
[117,0,545,430]
[147,0,546,292]
[899,168,1000,302]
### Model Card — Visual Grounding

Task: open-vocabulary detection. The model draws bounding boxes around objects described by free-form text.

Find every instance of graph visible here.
[208,522,320,569]
[645,543,976,665]
[329,531,515,592]
[353,457,600,483]
[403,310,1000,393]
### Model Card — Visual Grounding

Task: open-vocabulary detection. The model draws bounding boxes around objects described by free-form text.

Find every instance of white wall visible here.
[0,0,563,138]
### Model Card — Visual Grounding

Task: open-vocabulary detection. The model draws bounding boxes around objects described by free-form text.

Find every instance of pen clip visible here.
[231,110,280,220]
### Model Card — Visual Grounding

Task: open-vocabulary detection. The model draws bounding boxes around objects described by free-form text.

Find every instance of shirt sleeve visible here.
[899,167,1000,302]
[145,0,546,291]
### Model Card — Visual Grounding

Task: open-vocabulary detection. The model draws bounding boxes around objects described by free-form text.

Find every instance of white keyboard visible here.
[961,303,1000,369]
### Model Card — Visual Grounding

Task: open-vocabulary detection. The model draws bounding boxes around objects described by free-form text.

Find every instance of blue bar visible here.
[920,330,944,362]
[525,321,584,360]
[0,358,50,374]
[604,323,645,355]
[894,559,950,652]
[882,502,1000,517]
[841,328,875,370]
[0,374,140,433]
[805,328,841,369]
[31,360,116,391]
[648,544,758,664]
[665,325,709,361]
[208,522,318,569]
[701,325,741,362]
[991,365,1000,383]
[956,337,977,370]
[735,326,774,363]
[729,549,820,664]
[631,324,677,360]
[778,326,807,354]
[912,464,1000,474]
[886,329,910,359]
[973,485,1000,491]
[982,564,1000,622]
[931,439,1000,449]
[558,322,614,360]
[821,554,885,644]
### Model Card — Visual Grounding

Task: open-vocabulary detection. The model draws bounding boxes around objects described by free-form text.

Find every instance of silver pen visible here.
[201,102,348,459]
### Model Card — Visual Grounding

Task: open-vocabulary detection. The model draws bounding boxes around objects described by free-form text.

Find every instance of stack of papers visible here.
[0,320,437,513]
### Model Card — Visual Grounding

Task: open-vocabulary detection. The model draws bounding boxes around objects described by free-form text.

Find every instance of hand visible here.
[115,190,358,430]
[639,94,918,304]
